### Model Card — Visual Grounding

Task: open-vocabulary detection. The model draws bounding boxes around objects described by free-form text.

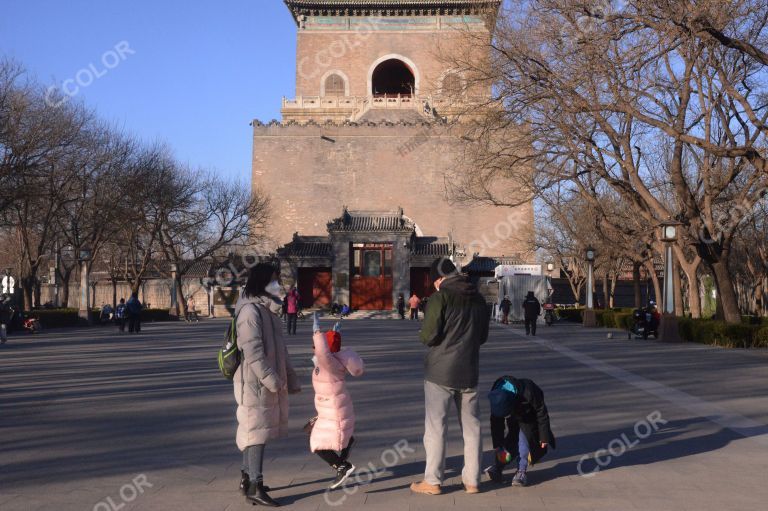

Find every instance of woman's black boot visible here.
[245,480,280,507]
[239,470,250,495]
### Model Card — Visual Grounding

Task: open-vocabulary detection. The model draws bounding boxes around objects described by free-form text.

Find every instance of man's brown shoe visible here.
[464,484,480,494]
[410,481,442,495]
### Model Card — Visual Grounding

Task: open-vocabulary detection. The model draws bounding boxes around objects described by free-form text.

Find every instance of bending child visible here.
[485,375,556,487]
[310,313,365,489]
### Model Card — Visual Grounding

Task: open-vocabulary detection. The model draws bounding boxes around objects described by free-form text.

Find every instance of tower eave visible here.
[282,0,502,25]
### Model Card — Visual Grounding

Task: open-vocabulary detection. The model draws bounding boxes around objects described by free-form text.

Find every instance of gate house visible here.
[278,208,457,310]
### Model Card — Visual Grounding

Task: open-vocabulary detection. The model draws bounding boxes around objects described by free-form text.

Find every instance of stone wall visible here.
[37,280,212,315]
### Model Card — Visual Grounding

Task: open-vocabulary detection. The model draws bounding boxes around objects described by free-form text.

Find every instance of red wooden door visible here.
[350,243,393,310]
[410,268,434,300]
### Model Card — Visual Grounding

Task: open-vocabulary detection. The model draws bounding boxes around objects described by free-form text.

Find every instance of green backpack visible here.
[218,304,261,380]
[218,314,241,380]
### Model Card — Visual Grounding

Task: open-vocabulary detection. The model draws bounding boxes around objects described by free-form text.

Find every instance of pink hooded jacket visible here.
[310,331,364,452]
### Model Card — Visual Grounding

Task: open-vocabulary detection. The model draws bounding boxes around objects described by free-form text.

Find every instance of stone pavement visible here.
[1,316,767,511]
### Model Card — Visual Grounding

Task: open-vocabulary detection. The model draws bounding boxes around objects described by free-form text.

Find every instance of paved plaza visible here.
[2,317,768,511]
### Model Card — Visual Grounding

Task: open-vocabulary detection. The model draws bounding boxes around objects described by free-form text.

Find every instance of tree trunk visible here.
[762,276,768,317]
[34,279,41,309]
[674,265,684,317]
[686,271,702,319]
[645,260,661,308]
[60,272,71,308]
[176,275,187,317]
[602,274,609,309]
[710,259,742,323]
[111,279,117,310]
[609,275,617,308]
[21,276,35,311]
[633,262,642,308]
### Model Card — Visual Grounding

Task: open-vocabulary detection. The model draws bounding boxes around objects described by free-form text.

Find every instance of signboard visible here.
[494,265,543,277]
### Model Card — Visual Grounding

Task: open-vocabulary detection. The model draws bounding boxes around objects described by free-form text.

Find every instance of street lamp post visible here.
[78,248,92,325]
[659,221,682,342]
[546,261,555,301]
[583,247,597,327]
[169,262,179,319]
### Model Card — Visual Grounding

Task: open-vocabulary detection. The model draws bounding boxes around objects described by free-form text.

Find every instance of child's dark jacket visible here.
[490,376,556,465]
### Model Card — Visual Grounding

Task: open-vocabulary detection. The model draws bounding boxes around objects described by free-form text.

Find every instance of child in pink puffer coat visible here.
[311,314,364,489]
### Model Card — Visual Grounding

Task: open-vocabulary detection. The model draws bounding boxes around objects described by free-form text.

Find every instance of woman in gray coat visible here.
[233,263,301,507]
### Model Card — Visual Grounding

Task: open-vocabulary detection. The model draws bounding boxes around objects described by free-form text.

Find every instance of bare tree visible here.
[158,174,270,316]
[0,72,94,309]
[445,0,768,322]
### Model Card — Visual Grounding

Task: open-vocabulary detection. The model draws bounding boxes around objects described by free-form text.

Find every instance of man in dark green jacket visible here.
[411,257,490,496]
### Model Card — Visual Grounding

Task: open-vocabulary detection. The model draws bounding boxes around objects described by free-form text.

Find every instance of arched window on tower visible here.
[324,73,346,96]
[372,59,415,97]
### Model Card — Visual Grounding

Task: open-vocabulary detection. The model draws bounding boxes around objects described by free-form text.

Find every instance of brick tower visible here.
[253,1,535,308]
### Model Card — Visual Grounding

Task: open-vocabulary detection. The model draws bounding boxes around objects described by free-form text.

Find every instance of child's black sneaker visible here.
[484,465,503,483]
[330,462,355,489]
[511,470,528,487]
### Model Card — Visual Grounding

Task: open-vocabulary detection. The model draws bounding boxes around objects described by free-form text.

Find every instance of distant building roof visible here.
[413,238,451,256]
[327,208,415,233]
[463,256,525,273]
[279,241,334,258]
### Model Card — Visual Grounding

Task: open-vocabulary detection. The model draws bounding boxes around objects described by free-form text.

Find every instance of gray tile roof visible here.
[463,256,525,273]
[327,209,415,233]
[279,241,334,258]
[413,238,451,256]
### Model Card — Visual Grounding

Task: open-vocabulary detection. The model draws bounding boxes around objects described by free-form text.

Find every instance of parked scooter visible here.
[23,314,42,334]
[628,305,659,339]
[543,302,556,326]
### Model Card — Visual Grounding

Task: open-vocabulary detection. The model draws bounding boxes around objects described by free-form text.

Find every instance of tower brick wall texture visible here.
[252,122,533,257]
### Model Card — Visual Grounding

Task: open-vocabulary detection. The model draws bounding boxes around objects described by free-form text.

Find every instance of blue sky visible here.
[0,0,298,182]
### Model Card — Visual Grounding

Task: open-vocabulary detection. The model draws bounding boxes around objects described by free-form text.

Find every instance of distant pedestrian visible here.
[397,293,406,320]
[126,293,142,333]
[115,298,127,332]
[499,296,512,324]
[310,314,364,489]
[100,303,113,323]
[286,287,300,335]
[232,263,300,507]
[485,375,556,487]
[522,291,541,336]
[186,297,199,322]
[411,257,490,496]
[408,292,421,320]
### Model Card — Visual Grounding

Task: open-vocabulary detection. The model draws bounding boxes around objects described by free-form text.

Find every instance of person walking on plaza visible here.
[411,257,490,496]
[309,314,364,489]
[186,297,199,322]
[285,287,300,335]
[126,293,142,333]
[397,293,406,320]
[485,375,556,487]
[408,292,421,320]
[522,291,541,336]
[499,295,512,325]
[115,298,127,332]
[233,263,301,507]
